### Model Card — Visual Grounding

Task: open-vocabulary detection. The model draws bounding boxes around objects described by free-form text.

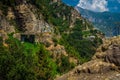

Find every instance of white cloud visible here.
[76,0,109,12]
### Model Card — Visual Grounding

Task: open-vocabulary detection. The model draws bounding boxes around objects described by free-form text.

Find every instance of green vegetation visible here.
[57,55,75,73]
[29,0,102,62]
[0,37,58,80]
[0,0,103,79]
[63,20,102,62]
[0,36,75,80]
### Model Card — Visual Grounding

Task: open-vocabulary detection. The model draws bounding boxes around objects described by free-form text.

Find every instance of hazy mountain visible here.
[75,6,120,37]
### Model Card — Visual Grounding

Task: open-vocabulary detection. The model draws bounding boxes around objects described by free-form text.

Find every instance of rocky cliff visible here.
[0,0,104,79]
[0,0,102,61]
[56,36,120,80]
[0,0,84,41]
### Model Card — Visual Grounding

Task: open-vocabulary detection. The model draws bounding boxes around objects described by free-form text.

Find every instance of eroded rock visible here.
[55,36,120,80]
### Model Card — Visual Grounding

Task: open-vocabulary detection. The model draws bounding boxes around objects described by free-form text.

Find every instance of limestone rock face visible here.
[0,15,15,33]
[7,8,15,20]
[0,7,15,44]
[52,0,61,3]
[55,36,120,80]
[14,4,53,33]
[74,60,117,74]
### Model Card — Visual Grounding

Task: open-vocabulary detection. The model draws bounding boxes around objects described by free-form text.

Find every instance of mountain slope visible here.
[0,0,103,79]
[75,6,120,37]
[56,36,120,80]
[0,0,103,62]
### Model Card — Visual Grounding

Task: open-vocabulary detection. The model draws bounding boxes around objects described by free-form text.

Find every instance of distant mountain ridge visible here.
[75,6,120,37]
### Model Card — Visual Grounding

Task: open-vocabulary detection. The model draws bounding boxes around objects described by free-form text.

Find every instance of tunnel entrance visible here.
[0,26,2,30]
[21,34,35,43]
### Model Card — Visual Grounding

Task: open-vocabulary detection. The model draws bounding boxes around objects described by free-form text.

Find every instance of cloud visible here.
[76,0,109,12]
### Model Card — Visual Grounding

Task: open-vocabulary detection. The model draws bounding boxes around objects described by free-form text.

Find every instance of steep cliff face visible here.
[56,36,120,80]
[0,0,83,37]
[0,11,15,33]
[0,1,53,33]
[14,4,52,33]
[0,10,15,43]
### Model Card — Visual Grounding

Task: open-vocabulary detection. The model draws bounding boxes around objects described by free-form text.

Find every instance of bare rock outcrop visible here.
[14,3,53,33]
[93,36,120,66]
[0,15,15,34]
[74,60,117,74]
[0,12,15,42]
[55,36,120,80]
[105,44,120,66]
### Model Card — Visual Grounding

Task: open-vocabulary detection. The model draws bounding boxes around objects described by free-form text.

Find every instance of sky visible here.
[62,0,120,12]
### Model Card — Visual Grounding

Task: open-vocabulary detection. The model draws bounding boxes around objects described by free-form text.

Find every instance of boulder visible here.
[74,60,117,74]
[105,44,120,66]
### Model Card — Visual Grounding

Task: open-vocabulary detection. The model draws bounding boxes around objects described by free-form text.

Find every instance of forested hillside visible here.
[0,0,103,79]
